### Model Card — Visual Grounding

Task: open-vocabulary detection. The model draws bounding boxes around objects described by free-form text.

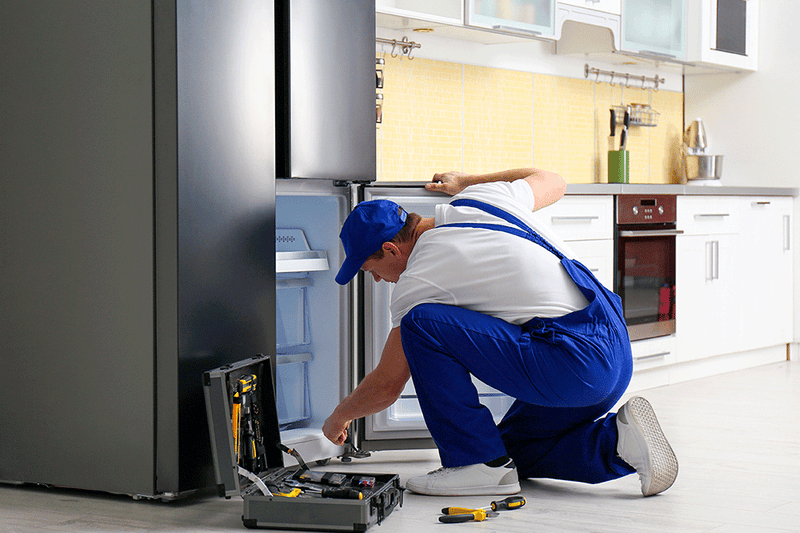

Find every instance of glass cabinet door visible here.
[467,0,556,37]
[622,0,686,59]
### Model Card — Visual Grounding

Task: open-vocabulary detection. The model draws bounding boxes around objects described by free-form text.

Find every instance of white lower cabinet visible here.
[675,195,793,367]
[675,232,740,362]
[537,195,614,291]
[737,197,793,351]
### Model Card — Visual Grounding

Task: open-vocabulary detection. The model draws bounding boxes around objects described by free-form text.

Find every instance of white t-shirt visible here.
[389,180,589,328]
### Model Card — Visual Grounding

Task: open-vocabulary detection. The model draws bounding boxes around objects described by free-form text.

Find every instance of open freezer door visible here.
[274,179,355,465]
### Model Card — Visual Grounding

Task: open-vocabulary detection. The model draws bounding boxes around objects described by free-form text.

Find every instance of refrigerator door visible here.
[276,0,376,181]
[358,185,514,449]
[275,180,353,464]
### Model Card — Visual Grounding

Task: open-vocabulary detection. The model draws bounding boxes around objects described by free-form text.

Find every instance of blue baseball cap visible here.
[335,199,408,285]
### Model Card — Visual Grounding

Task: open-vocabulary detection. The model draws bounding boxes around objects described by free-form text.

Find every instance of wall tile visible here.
[377,55,683,185]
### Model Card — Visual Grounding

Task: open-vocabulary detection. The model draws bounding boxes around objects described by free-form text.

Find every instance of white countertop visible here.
[565,183,799,196]
[369,181,798,197]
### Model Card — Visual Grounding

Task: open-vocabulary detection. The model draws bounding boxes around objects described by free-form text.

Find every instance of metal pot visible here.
[685,154,723,181]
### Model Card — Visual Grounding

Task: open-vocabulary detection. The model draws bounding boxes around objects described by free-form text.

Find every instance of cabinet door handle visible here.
[753,201,771,206]
[551,215,600,222]
[491,25,541,37]
[705,240,720,281]
[785,215,792,252]
[695,213,730,218]
[634,352,670,362]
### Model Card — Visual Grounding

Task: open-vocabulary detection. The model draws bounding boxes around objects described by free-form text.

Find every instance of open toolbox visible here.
[203,354,403,531]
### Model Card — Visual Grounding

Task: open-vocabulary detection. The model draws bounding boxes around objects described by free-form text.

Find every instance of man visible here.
[322,168,678,497]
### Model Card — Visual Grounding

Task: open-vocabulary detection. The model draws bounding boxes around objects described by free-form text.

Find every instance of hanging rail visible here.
[376,36,421,59]
[584,63,665,91]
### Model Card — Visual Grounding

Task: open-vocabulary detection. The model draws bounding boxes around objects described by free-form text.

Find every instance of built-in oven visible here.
[615,195,682,341]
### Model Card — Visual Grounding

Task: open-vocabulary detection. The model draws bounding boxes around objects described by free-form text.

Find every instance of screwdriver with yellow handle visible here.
[441,495,527,516]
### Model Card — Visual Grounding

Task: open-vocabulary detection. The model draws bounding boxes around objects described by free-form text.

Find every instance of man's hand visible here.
[426,171,469,196]
[322,413,351,446]
[320,328,410,447]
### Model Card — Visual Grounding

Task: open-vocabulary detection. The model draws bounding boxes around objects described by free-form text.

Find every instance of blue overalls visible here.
[399,199,636,484]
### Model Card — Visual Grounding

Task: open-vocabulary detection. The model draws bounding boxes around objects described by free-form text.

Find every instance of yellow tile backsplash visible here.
[376,55,683,184]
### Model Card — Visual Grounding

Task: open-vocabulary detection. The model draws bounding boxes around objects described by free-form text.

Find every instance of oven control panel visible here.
[616,195,677,225]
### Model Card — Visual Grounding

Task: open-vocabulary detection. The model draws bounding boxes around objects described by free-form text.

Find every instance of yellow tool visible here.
[441,496,527,515]
[276,488,302,498]
[439,496,526,523]
[438,509,493,523]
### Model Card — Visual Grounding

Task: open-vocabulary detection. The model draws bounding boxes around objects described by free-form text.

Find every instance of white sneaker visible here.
[405,459,520,496]
[616,396,678,496]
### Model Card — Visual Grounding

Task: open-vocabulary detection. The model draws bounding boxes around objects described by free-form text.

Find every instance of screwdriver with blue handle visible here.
[439,496,526,523]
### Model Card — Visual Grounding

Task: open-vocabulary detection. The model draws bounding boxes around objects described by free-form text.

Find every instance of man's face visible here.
[361,245,406,284]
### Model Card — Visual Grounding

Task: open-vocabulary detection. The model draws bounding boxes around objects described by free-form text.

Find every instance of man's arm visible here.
[322,327,410,445]
[425,168,566,211]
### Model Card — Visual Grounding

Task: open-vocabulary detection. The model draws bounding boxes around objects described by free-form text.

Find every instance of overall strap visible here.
[447,198,564,260]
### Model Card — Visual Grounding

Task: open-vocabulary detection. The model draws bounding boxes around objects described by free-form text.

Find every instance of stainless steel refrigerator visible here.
[1,0,275,498]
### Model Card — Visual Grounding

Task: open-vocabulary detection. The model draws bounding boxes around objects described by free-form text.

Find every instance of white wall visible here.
[684,2,800,346]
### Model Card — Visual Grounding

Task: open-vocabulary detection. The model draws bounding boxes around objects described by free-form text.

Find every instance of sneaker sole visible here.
[626,396,678,496]
[405,481,521,497]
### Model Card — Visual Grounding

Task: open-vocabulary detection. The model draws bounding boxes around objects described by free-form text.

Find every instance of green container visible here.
[608,150,629,184]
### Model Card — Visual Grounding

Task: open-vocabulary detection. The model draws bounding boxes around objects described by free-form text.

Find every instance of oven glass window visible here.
[617,235,676,326]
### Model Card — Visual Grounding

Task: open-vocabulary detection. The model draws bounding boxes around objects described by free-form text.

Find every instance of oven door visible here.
[615,228,682,341]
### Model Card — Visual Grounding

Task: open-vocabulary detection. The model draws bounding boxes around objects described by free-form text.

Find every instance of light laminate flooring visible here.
[2,361,798,533]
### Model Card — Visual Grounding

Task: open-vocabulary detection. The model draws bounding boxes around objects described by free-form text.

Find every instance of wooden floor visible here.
[2,361,799,533]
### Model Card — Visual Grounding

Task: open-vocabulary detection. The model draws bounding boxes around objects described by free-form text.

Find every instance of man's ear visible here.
[382,242,401,256]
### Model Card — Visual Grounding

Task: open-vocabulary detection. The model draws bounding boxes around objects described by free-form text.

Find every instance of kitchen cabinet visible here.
[737,197,792,350]
[536,195,615,290]
[687,0,758,71]
[375,0,462,25]
[559,0,620,15]
[467,0,557,38]
[621,0,686,60]
[675,196,740,362]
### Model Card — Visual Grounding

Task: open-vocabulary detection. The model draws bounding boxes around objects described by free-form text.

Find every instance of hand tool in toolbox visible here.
[203,354,404,531]
[439,496,526,523]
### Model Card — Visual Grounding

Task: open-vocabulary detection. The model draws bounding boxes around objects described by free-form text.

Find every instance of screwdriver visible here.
[441,496,526,515]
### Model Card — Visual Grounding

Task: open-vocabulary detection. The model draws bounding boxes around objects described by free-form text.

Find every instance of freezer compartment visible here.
[274,181,352,464]
[362,186,514,444]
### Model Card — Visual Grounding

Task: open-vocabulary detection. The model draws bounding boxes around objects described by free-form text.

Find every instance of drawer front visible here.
[538,195,614,241]
[567,239,613,291]
[677,196,740,235]
[631,335,676,371]
[558,0,621,15]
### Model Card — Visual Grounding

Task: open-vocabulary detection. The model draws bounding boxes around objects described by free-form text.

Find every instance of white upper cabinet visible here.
[686,0,758,71]
[621,0,686,59]
[466,0,557,38]
[559,0,620,15]
[375,0,462,25]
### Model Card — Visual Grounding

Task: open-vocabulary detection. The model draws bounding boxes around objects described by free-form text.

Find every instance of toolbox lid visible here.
[202,354,284,498]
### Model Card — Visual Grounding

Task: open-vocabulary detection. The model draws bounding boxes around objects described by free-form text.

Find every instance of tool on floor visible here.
[441,495,526,516]
[438,509,497,523]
